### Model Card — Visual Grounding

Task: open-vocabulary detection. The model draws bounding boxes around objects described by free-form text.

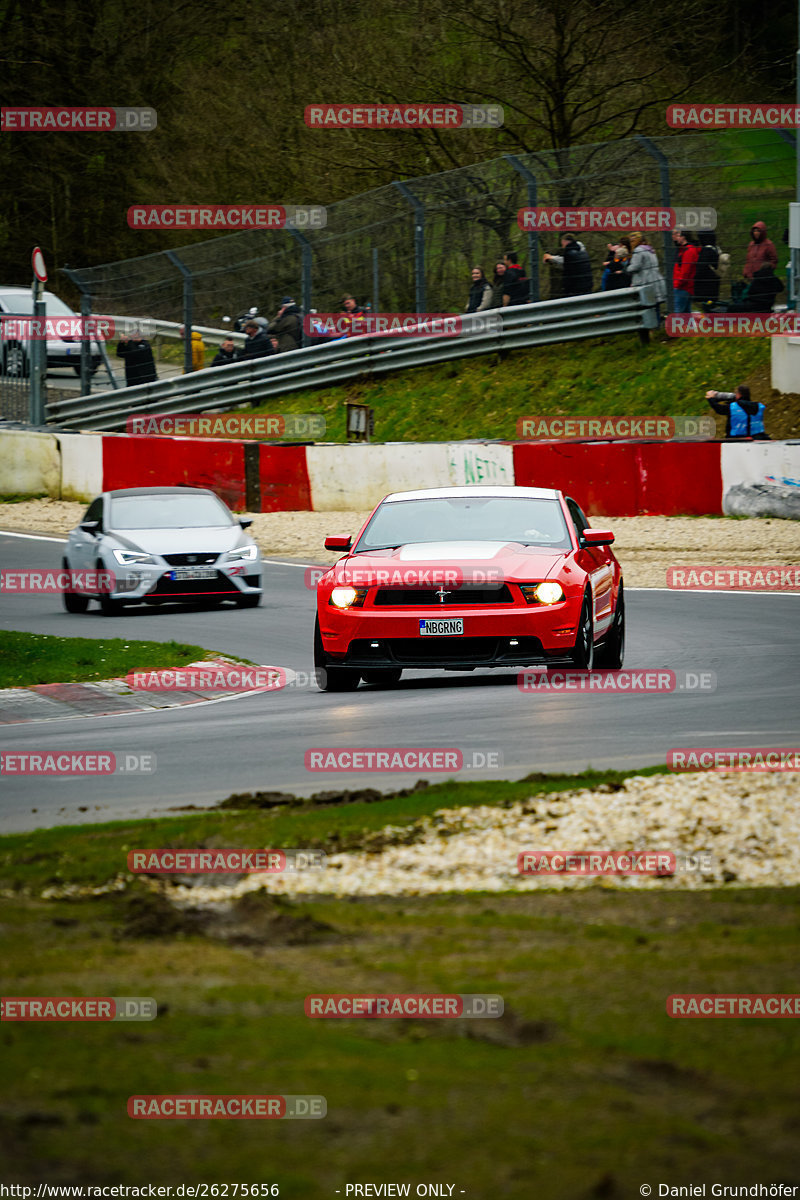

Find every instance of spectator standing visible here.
[502,251,529,305]
[672,229,700,313]
[116,331,157,387]
[179,325,206,372]
[705,385,768,439]
[743,221,778,281]
[490,261,511,308]
[543,234,593,296]
[694,231,722,307]
[602,241,631,290]
[627,233,666,343]
[466,267,493,313]
[210,336,237,368]
[339,294,366,334]
[238,319,273,360]
[268,297,303,353]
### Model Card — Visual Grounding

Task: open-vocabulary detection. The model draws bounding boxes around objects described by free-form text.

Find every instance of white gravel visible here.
[165,772,800,900]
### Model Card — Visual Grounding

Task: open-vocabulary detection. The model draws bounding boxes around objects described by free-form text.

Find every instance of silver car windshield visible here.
[108,494,235,530]
[355,496,572,551]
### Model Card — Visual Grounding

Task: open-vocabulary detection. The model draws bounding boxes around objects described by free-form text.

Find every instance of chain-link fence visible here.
[62,131,795,328]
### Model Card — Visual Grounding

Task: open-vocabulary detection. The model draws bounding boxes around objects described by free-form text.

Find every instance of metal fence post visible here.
[372,247,379,313]
[29,277,46,425]
[635,135,674,313]
[392,181,426,314]
[165,250,194,373]
[62,267,100,395]
[504,155,540,303]
[287,226,312,344]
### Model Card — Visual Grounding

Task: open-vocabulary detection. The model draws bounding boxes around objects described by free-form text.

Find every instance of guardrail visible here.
[47,288,651,432]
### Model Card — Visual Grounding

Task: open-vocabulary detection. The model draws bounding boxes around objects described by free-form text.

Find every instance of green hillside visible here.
[247,329,798,442]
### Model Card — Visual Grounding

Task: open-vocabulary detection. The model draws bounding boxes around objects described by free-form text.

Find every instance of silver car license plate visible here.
[419,618,463,636]
[170,568,217,581]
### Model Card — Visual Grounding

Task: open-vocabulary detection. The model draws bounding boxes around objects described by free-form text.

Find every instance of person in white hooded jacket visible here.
[627,232,667,342]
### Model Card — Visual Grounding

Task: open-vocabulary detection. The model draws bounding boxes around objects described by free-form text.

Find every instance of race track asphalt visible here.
[1,530,798,832]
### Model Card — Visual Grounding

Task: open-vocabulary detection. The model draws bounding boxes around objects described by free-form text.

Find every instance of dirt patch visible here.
[114,886,338,947]
[0,499,797,590]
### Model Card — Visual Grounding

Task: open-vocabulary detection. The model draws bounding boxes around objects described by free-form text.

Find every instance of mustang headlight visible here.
[226,545,258,562]
[520,581,564,605]
[329,586,368,609]
[112,549,158,566]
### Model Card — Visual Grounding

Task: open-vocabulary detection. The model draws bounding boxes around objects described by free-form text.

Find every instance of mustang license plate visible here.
[419,618,463,636]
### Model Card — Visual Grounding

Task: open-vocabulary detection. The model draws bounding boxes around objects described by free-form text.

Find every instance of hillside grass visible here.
[244,329,795,441]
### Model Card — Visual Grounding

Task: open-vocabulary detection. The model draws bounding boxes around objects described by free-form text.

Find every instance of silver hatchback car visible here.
[62,486,263,615]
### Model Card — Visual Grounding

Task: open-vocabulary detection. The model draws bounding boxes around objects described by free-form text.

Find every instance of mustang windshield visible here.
[108,494,235,530]
[355,496,572,551]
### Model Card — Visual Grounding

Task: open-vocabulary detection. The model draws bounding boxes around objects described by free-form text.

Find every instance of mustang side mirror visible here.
[582,528,614,546]
[80,520,100,535]
[238,517,253,529]
[324,535,353,551]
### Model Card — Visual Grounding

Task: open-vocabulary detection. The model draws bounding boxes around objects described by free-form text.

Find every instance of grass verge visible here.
[1,770,798,1191]
[0,631,210,689]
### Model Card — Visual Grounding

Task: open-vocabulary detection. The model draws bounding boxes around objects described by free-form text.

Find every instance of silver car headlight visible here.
[112,549,159,566]
[225,545,258,562]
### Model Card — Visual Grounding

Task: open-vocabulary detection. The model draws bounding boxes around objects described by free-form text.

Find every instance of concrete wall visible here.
[771,336,800,395]
[57,433,103,501]
[3,428,796,517]
[0,430,61,496]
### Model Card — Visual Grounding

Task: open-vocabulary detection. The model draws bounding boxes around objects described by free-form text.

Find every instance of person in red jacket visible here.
[672,229,700,313]
[743,221,778,281]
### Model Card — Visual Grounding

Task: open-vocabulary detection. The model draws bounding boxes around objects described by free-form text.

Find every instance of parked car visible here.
[0,286,103,377]
[62,487,263,615]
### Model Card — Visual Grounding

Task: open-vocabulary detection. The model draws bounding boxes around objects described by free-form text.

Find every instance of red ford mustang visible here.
[314,485,624,691]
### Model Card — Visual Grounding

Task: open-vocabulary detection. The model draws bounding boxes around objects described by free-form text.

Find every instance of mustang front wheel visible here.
[314,618,361,692]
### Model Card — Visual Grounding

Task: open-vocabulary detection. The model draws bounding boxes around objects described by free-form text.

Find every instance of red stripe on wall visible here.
[258,444,313,512]
[102,435,248,510]
[511,441,722,515]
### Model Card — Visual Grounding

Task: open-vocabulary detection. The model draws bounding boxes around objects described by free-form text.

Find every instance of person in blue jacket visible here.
[705,385,768,439]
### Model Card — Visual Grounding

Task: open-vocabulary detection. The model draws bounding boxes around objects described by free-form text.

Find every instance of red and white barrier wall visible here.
[1,430,797,518]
